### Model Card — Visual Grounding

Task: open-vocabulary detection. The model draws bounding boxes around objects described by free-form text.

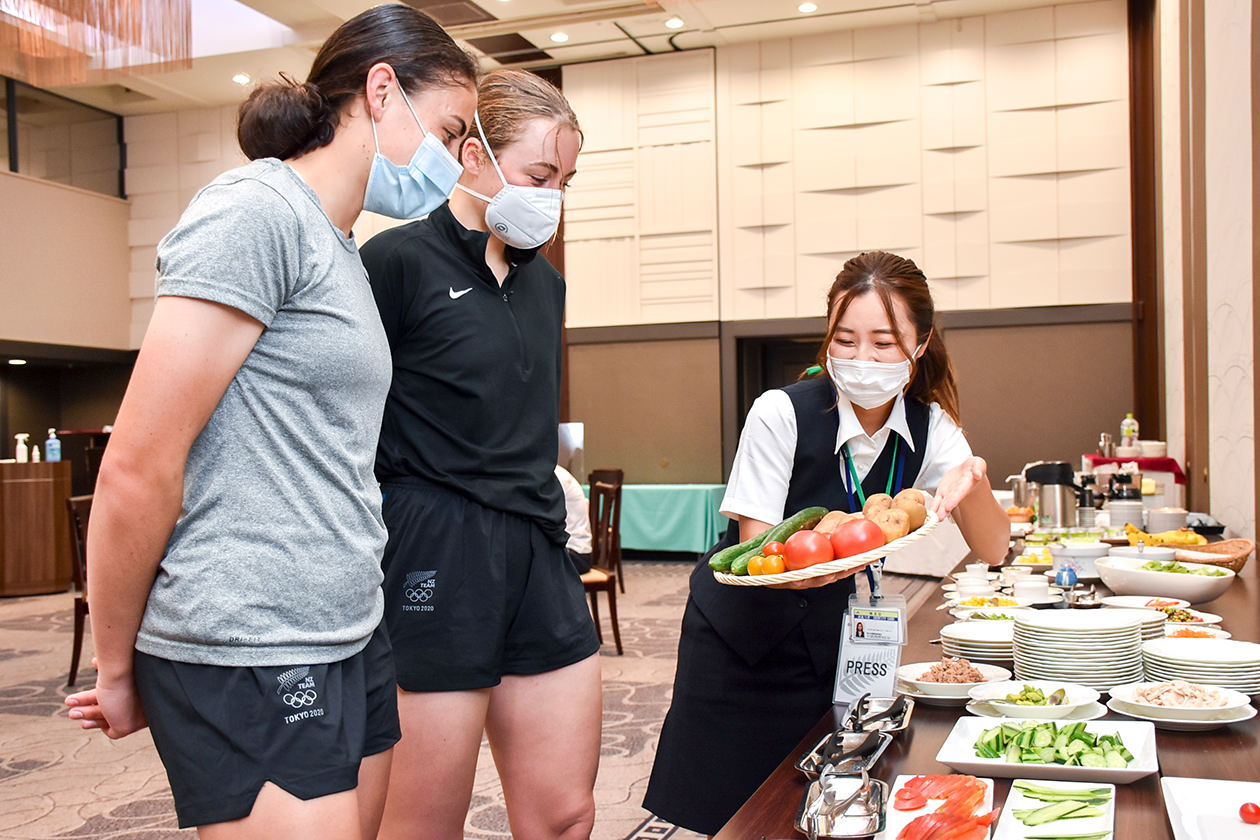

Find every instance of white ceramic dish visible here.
[1107,698,1257,731]
[952,571,1001,582]
[1102,595,1190,610]
[1143,637,1260,664]
[1050,541,1110,580]
[967,680,1101,718]
[992,779,1115,840]
[895,661,1012,696]
[1163,609,1223,626]
[877,775,994,840]
[965,699,1108,721]
[1108,681,1252,719]
[1164,626,1231,639]
[950,607,1040,622]
[946,595,1034,609]
[935,716,1159,783]
[895,680,972,707]
[1015,610,1145,633]
[1095,556,1235,605]
[1162,777,1260,840]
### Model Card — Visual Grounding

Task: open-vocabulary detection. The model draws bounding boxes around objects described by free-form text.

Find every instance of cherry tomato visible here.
[830,517,887,558]
[747,555,764,576]
[783,529,835,570]
[761,554,786,575]
[1241,802,1260,824]
[762,541,786,557]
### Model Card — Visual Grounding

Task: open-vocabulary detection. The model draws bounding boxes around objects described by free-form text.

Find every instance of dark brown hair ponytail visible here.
[811,250,963,424]
[237,4,477,161]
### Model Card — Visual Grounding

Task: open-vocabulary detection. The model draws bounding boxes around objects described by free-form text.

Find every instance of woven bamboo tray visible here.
[713,509,942,586]
[1168,539,1255,574]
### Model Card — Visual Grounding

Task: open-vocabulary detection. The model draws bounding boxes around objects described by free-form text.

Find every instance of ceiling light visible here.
[665,16,684,29]
[550,31,569,43]
[231,72,251,85]
[7,359,27,365]
[798,2,818,12]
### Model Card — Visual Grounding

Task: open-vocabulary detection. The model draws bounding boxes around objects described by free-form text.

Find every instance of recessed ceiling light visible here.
[798,2,818,12]
[231,72,251,86]
[550,31,569,43]
[665,16,684,29]
[7,359,27,365]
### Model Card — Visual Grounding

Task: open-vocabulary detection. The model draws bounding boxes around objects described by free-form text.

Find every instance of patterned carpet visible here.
[0,561,933,839]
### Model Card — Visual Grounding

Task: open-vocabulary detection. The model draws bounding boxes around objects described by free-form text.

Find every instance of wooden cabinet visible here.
[0,461,72,596]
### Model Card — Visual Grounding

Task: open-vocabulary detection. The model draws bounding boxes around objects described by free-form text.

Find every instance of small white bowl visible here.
[949,606,1040,622]
[1163,625,1231,639]
[967,680,1101,718]
[1138,440,1168,458]
[896,661,1011,697]
[1095,556,1235,605]
[1108,680,1251,720]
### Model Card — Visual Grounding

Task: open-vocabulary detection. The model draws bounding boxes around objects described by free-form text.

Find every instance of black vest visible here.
[689,377,931,671]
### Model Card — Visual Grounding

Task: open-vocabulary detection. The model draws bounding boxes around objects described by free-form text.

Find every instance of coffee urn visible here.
[1024,461,1079,529]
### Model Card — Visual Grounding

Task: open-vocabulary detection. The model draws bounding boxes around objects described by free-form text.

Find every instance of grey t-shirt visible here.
[135,158,391,667]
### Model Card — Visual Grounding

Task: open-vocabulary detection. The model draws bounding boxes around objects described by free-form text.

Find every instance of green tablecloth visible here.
[588,483,728,553]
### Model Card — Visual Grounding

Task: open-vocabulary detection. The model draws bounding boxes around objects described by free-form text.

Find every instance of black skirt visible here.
[644,557,854,835]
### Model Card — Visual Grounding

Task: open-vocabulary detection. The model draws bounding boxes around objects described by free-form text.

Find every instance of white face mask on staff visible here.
[456,111,563,250]
[826,346,922,410]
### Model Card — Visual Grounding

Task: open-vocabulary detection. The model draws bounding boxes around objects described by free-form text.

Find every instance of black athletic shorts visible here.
[134,623,400,828]
[380,479,600,691]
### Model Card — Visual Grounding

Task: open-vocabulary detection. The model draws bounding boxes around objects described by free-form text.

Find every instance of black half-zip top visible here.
[360,202,569,544]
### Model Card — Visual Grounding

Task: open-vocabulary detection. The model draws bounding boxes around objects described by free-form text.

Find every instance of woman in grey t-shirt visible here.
[64,7,477,837]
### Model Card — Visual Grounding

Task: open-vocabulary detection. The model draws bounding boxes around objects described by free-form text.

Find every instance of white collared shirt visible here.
[720,389,973,525]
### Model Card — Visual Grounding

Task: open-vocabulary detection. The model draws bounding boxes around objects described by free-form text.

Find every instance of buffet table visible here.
[715,555,1259,838]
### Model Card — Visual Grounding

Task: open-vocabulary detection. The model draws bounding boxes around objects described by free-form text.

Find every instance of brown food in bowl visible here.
[919,657,985,683]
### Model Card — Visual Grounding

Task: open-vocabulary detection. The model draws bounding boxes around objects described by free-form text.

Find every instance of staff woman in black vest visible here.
[645,251,1008,835]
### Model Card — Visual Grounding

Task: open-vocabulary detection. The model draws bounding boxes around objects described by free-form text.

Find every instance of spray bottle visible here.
[45,429,61,463]
[14,434,29,463]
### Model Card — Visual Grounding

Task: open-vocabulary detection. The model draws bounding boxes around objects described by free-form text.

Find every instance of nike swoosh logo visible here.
[449,287,473,299]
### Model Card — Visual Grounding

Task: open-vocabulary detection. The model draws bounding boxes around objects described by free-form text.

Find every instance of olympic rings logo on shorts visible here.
[404,588,433,603]
[283,690,318,707]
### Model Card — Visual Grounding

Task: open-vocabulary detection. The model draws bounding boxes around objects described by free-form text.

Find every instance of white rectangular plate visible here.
[1161,777,1260,840]
[993,779,1115,840]
[934,716,1159,783]
[877,775,994,840]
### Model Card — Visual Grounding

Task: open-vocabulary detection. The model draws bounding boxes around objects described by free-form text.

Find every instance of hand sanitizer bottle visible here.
[14,434,29,463]
[31,445,40,463]
[45,429,61,462]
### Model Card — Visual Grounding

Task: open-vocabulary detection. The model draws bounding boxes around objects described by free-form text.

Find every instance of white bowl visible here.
[966,680,1101,718]
[949,606,1040,622]
[1094,556,1235,605]
[1164,625,1231,639]
[1108,681,1251,719]
[946,594,1033,609]
[1101,595,1190,611]
[896,661,1011,696]
[1138,440,1168,458]
[1050,541,1110,580]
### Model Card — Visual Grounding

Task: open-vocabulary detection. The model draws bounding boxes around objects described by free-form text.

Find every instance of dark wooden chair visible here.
[65,494,93,687]
[580,480,623,655]
[587,468,625,591]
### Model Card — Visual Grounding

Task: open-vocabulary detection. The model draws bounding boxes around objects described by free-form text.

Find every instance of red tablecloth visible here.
[1083,454,1186,484]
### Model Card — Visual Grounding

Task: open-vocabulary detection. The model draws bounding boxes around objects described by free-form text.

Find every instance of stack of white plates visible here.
[1013,610,1144,691]
[1142,638,1260,694]
[939,621,1014,663]
[1102,607,1167,641]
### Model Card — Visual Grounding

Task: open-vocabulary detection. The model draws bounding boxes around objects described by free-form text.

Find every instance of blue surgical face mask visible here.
[362,82,463,219]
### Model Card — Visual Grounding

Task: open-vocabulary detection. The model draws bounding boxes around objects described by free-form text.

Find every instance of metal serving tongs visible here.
[842,693,872,732]
[806,766,874,840]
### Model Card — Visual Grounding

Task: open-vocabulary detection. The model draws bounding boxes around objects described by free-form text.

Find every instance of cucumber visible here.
[716,506,829,575]
[709,533,768,573]
[1024,833,1111,840]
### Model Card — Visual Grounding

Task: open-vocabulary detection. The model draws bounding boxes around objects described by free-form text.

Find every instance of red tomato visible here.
[893,789,927,811]
[1242,803,1260,824]
[783,529,834,570]
[830,517,886,558]
[762,541,786,557]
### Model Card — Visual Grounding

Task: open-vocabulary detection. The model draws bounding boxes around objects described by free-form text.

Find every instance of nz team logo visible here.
[276,666,324,724]
[403,570,437,613]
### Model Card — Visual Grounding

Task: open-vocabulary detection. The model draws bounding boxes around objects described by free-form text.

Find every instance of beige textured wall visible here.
[0,171,130,349]
[568,338,723,483]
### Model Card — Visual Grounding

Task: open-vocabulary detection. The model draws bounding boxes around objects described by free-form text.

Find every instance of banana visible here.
[1124,522,1207,546]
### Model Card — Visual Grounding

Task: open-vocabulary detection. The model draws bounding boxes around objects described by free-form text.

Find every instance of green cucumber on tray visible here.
[972,721,1133,767]
[708,506,827,575]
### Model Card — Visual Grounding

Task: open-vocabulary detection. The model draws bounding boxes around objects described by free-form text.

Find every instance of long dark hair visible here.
[810,251,962,424]
[237,4,477,161]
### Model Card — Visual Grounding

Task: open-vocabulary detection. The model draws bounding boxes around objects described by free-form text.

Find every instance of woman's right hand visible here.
[66,660,148,739]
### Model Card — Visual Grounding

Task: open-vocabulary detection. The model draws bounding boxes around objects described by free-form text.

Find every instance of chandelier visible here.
[0,0,191,88]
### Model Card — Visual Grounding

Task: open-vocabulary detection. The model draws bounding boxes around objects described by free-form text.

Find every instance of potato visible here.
[862,493,894,517]
[894,488,925,508]
[815,509,862,534]
[894,498,927,530]
[869,507,911,542]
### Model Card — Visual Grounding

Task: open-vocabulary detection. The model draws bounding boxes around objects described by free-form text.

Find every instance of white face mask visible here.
[456,111,563,249]
[827,354,914,410]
